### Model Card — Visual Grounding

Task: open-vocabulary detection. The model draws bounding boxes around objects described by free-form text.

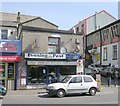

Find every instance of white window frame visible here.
[113,45,117,60]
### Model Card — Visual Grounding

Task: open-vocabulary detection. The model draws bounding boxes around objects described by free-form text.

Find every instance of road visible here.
[2,86,119,105]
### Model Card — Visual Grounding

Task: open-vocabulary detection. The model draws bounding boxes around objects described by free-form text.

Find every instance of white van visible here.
[46,75,98,97]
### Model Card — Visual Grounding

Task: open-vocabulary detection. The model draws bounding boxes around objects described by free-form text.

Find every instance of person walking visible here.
[113,70,118,86]
[107,70,112,87]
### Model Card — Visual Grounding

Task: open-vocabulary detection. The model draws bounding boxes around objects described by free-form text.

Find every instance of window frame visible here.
[103,47,108,61]
[1,29,8,39]
[48,37,60,53]
[112,45,117,60]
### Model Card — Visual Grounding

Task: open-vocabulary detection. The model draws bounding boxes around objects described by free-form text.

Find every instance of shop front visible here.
[0,40,22,90]
[25,53,81,88]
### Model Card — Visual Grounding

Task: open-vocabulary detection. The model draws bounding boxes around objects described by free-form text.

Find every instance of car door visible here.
[82,76,94,92]
[66,76,85,94]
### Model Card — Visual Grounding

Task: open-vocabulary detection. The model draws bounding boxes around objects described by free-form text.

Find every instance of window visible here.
[111,24,119,38]
[1,30,8,39]
[83,76,93,82]
[70,76,82,83]
[103,47,107,61]
[76,27,79,33]
[113,45,117,60]
[48,37,60,53]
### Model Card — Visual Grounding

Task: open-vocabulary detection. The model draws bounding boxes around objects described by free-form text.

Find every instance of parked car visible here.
[84,68,96,78]
[100,67,120,78]
[46,75,98,97]
[0,85,7,96]
[88,64,103,73]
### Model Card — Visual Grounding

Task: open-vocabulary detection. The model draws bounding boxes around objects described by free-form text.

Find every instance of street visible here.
[1,85,119,104]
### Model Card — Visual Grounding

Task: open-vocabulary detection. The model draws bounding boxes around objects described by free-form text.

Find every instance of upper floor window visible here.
[113,45,117,60]
[48,37,60,53]
[103,47,107,61]
[76,27,79,33]
[1,30,8,39]
[111,24,119,38]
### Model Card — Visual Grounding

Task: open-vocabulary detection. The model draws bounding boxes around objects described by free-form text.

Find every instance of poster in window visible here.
[8,63,14,79]
[0,63,6,78]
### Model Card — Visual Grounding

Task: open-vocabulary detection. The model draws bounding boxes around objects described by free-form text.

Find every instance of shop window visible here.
[0,63,6,78]
[112,45,117,60]
[48,37,60,53]
[1,30,8,39]
[103,47,107,61]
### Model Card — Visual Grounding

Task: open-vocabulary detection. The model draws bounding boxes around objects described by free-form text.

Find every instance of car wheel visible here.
[89,88,96,96]
[57,89,65,98]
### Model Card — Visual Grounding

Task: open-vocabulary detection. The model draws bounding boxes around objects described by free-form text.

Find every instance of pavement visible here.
[3,85,119,96]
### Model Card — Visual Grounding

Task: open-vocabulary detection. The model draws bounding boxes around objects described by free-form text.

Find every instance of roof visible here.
[0,12,37,23]
[0,20,17,27]
[22,26,83,35]
[71,10,117,30]
[0,12,58,27]
[20,17,58,27]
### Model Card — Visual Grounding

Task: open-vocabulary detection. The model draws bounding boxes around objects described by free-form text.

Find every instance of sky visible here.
[0,1,119,30]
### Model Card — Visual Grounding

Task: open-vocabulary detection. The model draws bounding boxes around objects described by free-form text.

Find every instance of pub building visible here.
[0,40,22,90]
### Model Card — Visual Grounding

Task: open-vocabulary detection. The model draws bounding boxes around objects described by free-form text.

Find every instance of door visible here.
[66,76,85,94]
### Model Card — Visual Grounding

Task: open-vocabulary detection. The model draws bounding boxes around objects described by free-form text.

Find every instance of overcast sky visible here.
[0,1,119,30]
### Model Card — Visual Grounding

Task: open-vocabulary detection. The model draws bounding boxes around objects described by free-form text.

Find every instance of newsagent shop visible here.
[24,53,83,87]
[0,40,22,90]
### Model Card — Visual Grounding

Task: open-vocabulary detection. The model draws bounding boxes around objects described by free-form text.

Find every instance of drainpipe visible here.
[99,26,102,65]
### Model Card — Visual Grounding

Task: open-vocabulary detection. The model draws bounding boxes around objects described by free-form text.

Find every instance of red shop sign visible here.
[0,56,21,62]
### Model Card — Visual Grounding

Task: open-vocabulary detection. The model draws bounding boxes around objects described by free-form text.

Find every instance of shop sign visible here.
[20,68,26,78]
[27,61,78,66]
[66,54,80,60]
[25,53,66,59]
[0,40,22,55]
[0,42,17,53]
[0,56,21,62]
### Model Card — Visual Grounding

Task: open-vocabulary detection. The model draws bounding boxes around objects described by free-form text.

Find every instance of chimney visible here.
[17,12,20,23]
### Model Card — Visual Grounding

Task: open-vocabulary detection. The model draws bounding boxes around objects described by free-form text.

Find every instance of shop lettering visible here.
[28,53,48,58]
[27,53,66,59]
[0,47,17,51]
[2,43,16,47]
[53,54,64,58]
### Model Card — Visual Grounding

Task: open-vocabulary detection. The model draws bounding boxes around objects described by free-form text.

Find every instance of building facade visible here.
[86,19,120,68]
[118,1,120,19]
[71,10,116,35]
[19,23,83,88]
[0,12,83,90]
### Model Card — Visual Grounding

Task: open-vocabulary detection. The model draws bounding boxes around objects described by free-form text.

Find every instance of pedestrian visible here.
[93,70,97,80]
[107,70,112,87]
[113,70,118,86]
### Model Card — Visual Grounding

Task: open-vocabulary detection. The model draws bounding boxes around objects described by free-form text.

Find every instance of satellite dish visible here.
[60,47,67,53]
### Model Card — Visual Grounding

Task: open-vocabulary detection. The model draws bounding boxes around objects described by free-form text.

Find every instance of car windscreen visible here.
[60,76,72,83]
